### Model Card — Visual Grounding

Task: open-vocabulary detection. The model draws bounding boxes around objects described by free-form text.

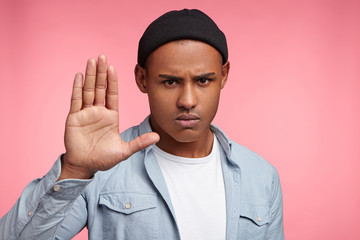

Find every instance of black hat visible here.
[137,9,228,67]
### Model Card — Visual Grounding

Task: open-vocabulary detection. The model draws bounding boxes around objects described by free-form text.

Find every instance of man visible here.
[0,9,284,239]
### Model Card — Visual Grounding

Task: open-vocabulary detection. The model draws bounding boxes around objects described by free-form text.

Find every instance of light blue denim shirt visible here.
[0,116,284,240]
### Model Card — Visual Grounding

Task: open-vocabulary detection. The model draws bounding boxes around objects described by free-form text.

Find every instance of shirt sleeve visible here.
[54,192,88,240]
[0,155,91,240]
[266,168,285,239]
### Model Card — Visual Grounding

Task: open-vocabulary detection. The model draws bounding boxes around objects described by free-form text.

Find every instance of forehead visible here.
[145,40,223,73]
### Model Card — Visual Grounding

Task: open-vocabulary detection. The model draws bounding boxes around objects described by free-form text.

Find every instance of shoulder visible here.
[211,124,279,180]
[228,141,281,202]
[229,141,278,177]
[120,125,141,142]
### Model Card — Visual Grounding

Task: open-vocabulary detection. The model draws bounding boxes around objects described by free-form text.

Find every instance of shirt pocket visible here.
[236,203,271,240]
[99,192,158,240]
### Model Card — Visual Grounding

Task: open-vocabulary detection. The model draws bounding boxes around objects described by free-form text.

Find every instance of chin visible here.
[169,128,207,143]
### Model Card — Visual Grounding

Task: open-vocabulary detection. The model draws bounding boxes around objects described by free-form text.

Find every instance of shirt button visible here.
[233,172,240,182]
[232,210,237,217]
[257,216,262,222]
[28,210,34,217]
[53,185,61,192]
[124,203,131,209]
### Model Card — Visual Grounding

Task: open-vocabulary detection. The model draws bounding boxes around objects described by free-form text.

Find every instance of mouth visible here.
[175,114,200,128]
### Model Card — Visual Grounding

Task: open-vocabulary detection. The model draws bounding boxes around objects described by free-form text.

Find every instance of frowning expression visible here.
[135,40,229,150]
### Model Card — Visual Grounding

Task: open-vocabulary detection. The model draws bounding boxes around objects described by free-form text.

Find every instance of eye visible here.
[198,78,208,84]
[197,78,211,85]
[163,80,178,88]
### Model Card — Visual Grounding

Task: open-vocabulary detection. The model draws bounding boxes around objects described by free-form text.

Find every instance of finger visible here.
[123,132,160,159]
[106,65,118,111]
[69,73,83,114]
[94,55,107,106]
[83,58,96,108]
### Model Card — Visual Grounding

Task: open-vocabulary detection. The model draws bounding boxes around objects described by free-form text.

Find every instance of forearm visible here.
[0,156,91,240]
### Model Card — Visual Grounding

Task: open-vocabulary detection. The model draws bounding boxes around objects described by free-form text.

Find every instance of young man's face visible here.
[136,40,229,151]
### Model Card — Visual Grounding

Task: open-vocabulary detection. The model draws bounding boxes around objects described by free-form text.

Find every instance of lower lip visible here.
[175,119,200,128]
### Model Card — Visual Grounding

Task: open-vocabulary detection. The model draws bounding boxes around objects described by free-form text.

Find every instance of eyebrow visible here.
[158,74,183,81]
[158,72,216,80]
[194,72,216,80]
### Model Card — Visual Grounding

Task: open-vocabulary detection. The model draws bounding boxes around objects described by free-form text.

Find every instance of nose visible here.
[177,83,197,110]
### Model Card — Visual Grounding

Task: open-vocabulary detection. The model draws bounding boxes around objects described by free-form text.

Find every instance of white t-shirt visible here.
[153,136,226,240]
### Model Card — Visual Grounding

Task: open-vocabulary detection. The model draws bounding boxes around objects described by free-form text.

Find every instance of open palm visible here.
[60,55,159,180]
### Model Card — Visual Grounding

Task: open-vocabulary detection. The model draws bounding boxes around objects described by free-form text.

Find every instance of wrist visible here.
[58,154,95,181]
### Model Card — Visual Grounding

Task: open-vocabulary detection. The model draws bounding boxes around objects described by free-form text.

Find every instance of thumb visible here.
[124,132,160,158]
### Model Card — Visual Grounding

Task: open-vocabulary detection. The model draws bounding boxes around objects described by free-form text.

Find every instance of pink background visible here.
[1,0,359,239]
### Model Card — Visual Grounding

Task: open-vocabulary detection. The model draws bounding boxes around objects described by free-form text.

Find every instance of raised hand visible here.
[59,55,159,180]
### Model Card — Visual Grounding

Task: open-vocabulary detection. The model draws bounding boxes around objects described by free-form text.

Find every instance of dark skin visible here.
[135,40,230,157]
[59,56,159,180]
[59,40,229,180]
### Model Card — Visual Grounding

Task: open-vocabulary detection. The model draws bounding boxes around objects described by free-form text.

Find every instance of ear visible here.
[134,64,147,93]
[220,61,230,89]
